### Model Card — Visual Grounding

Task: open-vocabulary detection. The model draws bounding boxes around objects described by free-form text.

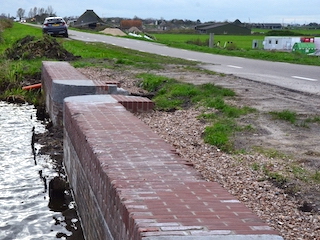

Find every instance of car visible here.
[42,17,68,37]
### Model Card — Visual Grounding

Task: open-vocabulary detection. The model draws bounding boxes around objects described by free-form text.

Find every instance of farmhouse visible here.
[73,9,105,28]
[195,20,251,35]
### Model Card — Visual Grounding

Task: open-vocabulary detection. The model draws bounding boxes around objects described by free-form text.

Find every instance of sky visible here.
[2,0,320,24]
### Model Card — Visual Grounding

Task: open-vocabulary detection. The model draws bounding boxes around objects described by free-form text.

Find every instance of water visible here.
[0,102,84,240]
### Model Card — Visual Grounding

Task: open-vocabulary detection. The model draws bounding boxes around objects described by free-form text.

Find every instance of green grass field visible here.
[152,28,320,50]
[152,33,264,49]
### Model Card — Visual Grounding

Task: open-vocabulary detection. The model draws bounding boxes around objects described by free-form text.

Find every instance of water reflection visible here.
[0,102,84,240]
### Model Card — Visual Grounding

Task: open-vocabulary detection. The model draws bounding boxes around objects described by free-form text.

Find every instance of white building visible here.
[263,36,320,51]
[263,36,301,50]
[314,38,320,49]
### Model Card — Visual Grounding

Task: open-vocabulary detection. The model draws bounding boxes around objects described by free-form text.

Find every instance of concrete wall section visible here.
[63,95,283,240]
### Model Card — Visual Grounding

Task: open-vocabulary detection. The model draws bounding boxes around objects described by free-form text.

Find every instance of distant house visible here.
[252,23,282,29]
[74,9,105,28]
[195,20,251,35]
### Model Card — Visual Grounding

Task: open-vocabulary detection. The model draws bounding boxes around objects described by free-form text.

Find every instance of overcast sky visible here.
[3,0,320,24]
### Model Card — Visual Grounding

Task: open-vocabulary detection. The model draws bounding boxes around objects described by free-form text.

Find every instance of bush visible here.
[266,30,302,36]
[0,19,14,43]
[0,19,13,30]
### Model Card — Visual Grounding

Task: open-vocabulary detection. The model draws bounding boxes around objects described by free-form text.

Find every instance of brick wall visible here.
[42,61,282,240]
[63,95,283,240]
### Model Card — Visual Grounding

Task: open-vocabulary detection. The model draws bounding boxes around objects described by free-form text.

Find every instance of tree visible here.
[46,6,56,16]
[17,8,25,20]
[38,8,45,16]
[28,8,34,18]
[33,7,37,17]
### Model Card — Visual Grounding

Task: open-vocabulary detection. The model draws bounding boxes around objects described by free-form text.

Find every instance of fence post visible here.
[209,33,214,48]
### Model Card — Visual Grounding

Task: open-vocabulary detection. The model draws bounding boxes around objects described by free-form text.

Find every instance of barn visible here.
[195,21,251,35]
[74,9,105,29]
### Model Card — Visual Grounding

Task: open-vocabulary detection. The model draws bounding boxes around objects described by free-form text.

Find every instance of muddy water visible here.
[0,102,84,240]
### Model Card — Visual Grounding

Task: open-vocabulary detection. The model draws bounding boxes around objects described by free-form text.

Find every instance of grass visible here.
[153,33,264,50]
[269,110,320,127]
[253,146,290,159]
[270,110,297,124]
[151,33,320,66]
[62,40,196,70]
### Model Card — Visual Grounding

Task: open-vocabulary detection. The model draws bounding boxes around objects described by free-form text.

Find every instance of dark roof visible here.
[74,10,104,26]
[195,23,228,30]
[195,22,251,35]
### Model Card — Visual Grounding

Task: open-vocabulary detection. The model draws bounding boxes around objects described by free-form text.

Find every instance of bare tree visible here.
[38,8,45,16]
[28,8,33,18]
[17,8,25,20]
[46,6,56,16]
[33,7,37,17]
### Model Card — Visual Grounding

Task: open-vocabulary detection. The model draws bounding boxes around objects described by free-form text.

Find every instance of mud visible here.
[4,35,79,61]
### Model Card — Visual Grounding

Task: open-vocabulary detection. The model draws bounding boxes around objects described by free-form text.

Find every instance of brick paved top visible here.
[64,95,283,240]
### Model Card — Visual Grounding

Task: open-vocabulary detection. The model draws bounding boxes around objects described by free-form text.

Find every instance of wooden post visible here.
[209,33,214,48]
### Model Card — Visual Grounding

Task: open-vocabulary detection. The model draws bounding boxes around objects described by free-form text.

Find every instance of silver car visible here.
[42,17,68,37]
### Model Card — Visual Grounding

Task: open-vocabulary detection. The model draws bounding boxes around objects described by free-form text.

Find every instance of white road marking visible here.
[292,76,317,81]
[227,65,243,69]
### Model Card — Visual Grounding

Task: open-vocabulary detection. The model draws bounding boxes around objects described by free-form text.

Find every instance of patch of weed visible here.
[306,116,320,123]
[269,110,297,124]
[203,119,236,152]
[291,165,308,182]
[263,165,288,187]
[197,112,218,121]
[136,73,175,92]
[253,146,290,159]
[137,73,256,151]
[251,162,260,171]
[312,171,320,183]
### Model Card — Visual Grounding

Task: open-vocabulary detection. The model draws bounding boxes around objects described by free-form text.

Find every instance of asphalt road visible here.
[67,30,320,95]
